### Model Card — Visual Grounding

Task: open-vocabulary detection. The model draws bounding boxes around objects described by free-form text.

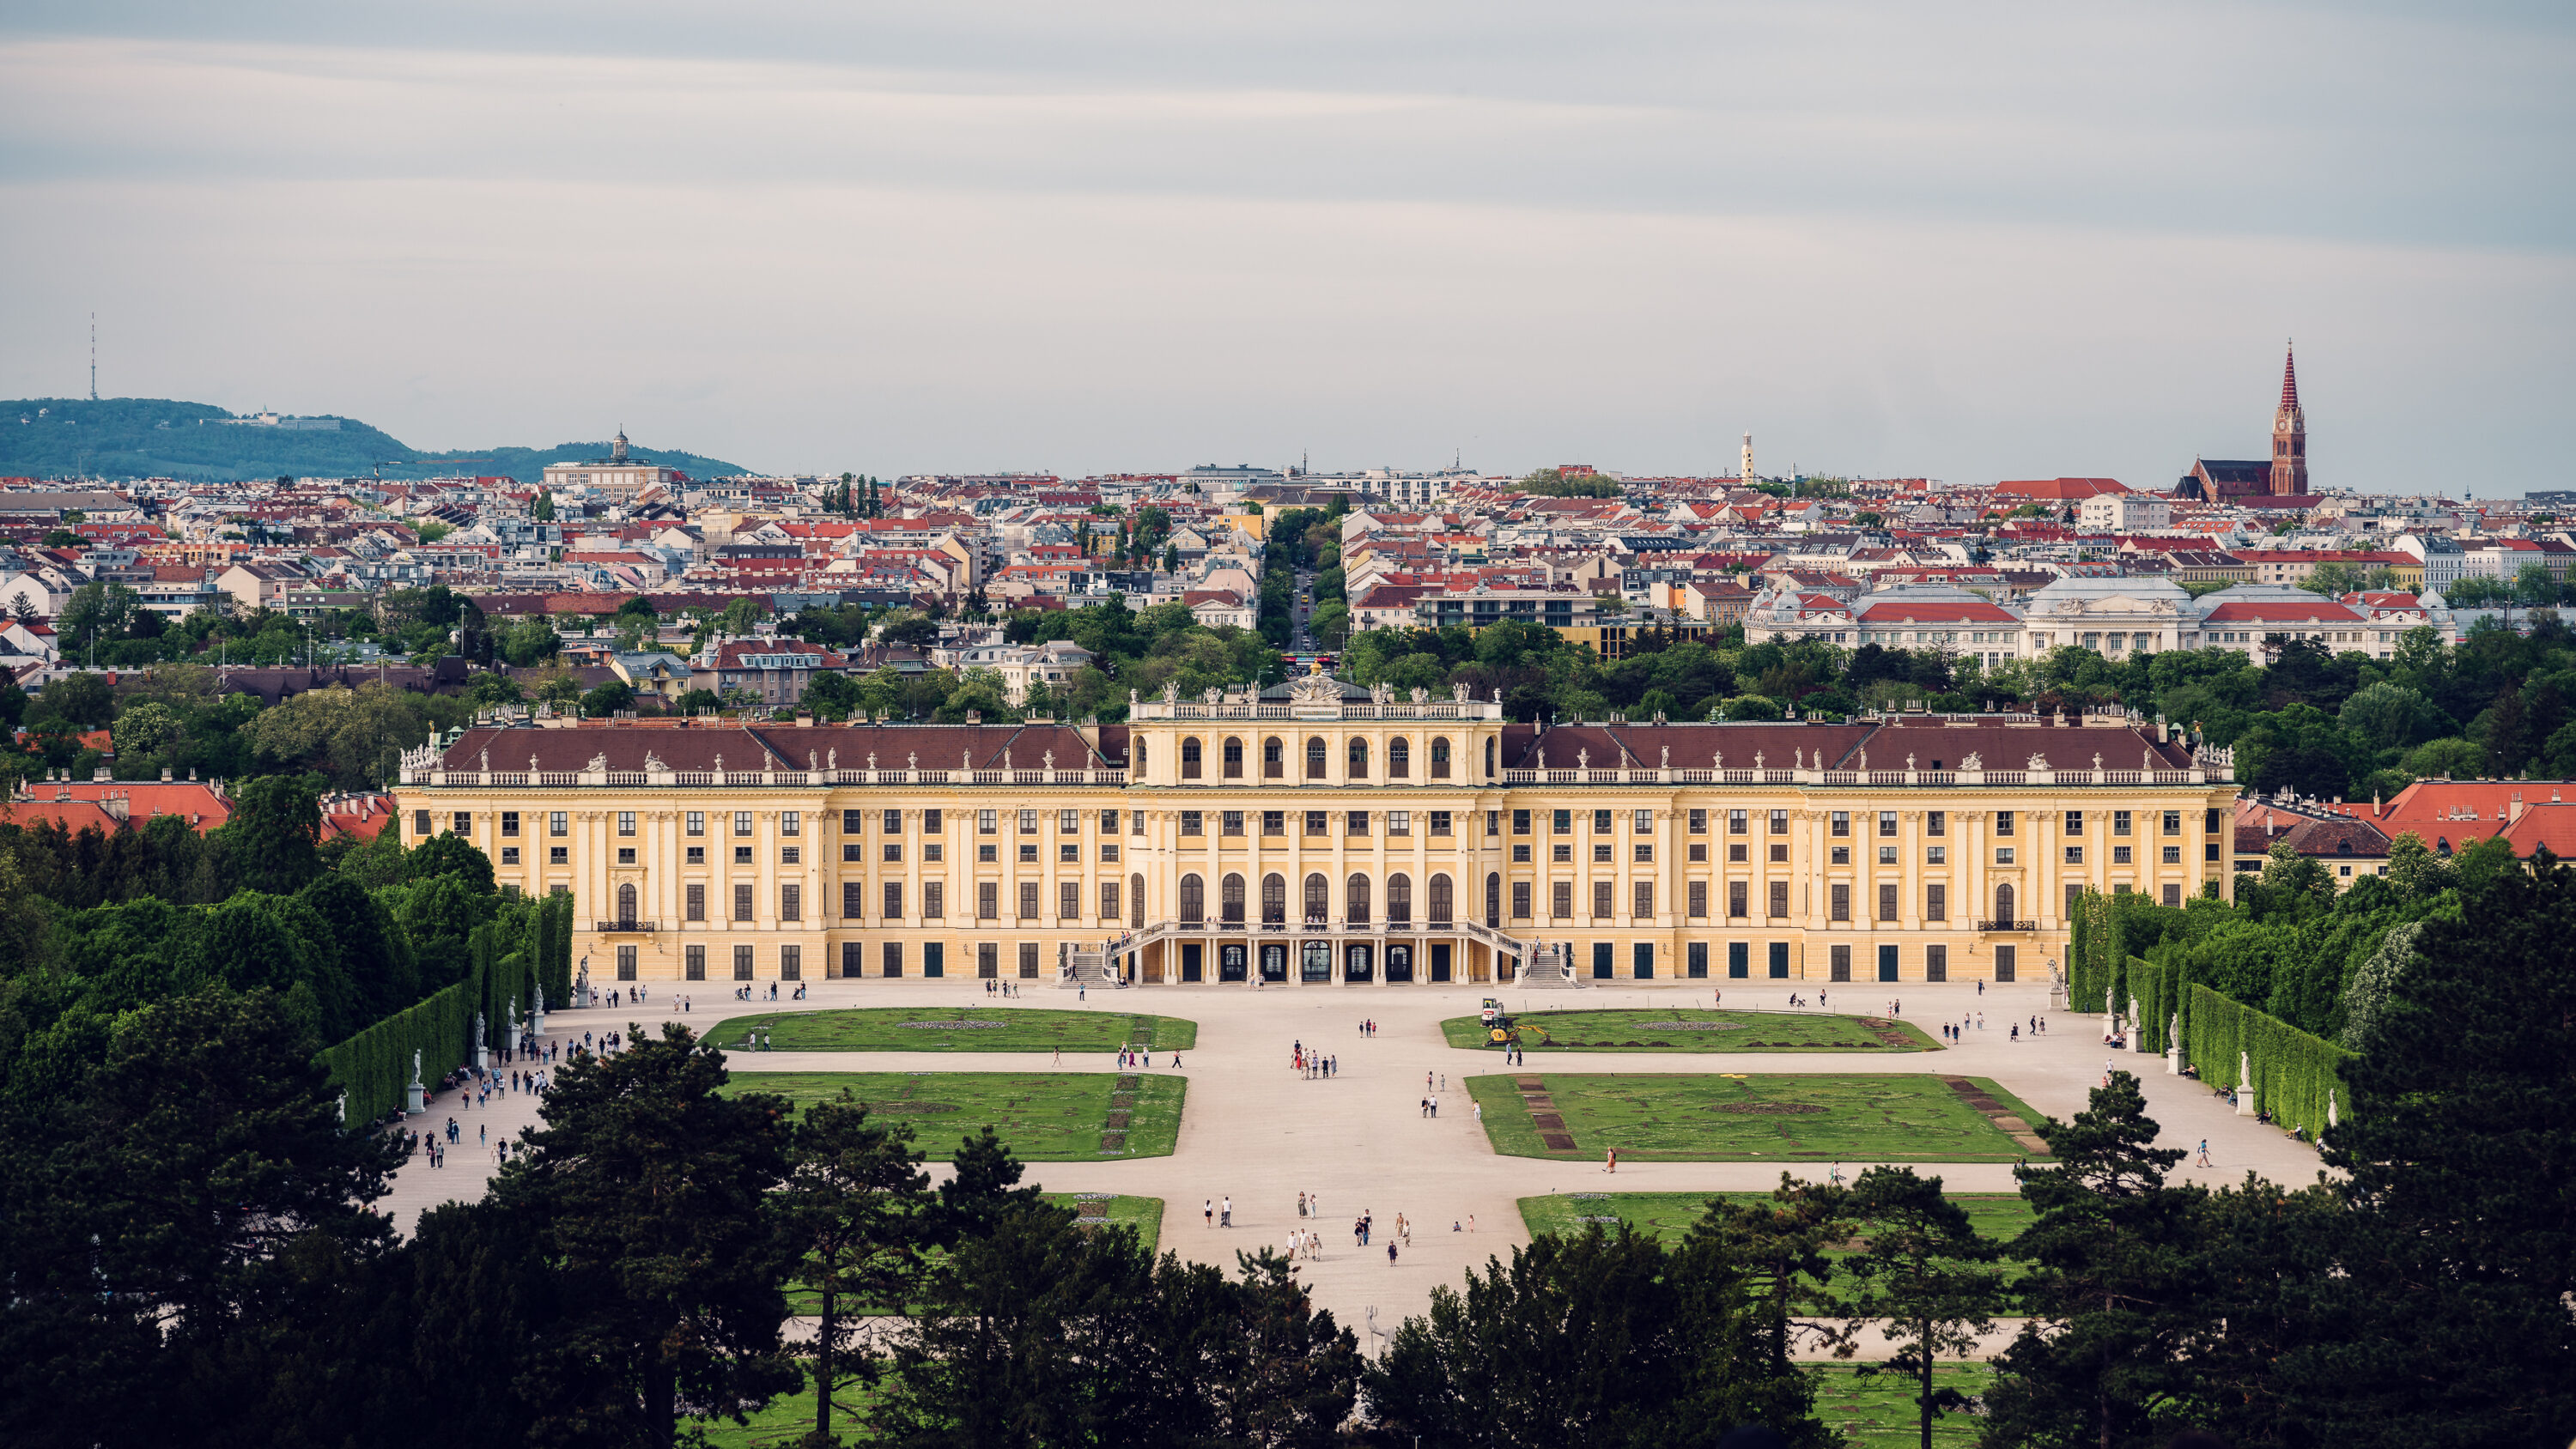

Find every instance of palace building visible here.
[394,676,2237,991]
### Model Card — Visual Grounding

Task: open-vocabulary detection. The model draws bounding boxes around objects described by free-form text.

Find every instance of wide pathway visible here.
[380,978,2329,1337]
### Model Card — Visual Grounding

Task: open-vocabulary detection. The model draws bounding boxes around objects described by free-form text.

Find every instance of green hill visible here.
[0,397,752,483]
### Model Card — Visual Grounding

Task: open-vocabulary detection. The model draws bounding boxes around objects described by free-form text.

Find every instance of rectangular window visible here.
[1688,881,1708,917]
[1101,881,1121,920]
[1995,810,2014,837]
[1831,883,1850,921]
[414,809,432,837]
[1996,846,2016,865]
[550,846,568,865]
[978,882,999,919]
[1306,810,1328,837]
[843,809,866,834]
[1061,882,1080,919]
[2113,846,2134,864]
[2163,810,2183,836]
[979,809,998,834]
[734,945,754,981]
[1634,881,1654,919]
[1223,809,1246,836]
[1018,845,1037,864]
[884,844,903,863]
[1926,943,1947,982]
[1264,810,1285,837]
[1388,810,1411,836]
[977,943,999,979]
[1553,809,1572,835]
[1592,881,1613,919]
[1059,809,1079,834]
[1636,844,1654,864]
[1729,809,1748,835]
[1769,880,1789,918]
[1485,809,1500,837]
[1132,812,1145,836]
[687,810,705,836]
[781,810,800,837]
[781,944,802,980]
[2065,846,2086,864]
[1689,843,1707,862]
[922,809,942,834]
[780,847,799,865]
[1830,943,1851,981]
[873,881,901,919]
[1728,941,1750,979]
[843,882,864,919]
[1688,941,1709,978]
[1180,811,1204,837]
[2163,882,2184,907]
[617,944,636,979]
[1926,810,1945,837]
[550,810,568,837]
[924,882,945,919]
[735,811,753,837]
[451,811,472,836]
[2066,882,2084,920]
[1593,809,1613,834]
[501,847,519,865]
[1019,942,1040,979]
[1770,809,1788,835]
[1552,881,1573,919]
[2163,846,2183,864]
[1688,808,1707,834]
[501,811,520,838]
[1633,809,1652,834]
[686,884,705,921]
[1879,811,1899,837]
[1926,846,1946,864]
[2112,810,2132,837]
[1060,845,1079,863]
[1728,881,1748,918]
[1515,809,1533,835]
[1831,811,1850,838]
[1346,810,1370,835]
[1878,882,1899,921]
[2064,810,2084,834]
[1015,809,1036,834]
[2205,809,2221,834]
[734,882,754,922]
[683,945,704,980]
[1512,881,1532,919]
[1926,883,1946,921]
[1996,944,2015,982]
[1097,809,1118,833]
[1431,810,1453,835]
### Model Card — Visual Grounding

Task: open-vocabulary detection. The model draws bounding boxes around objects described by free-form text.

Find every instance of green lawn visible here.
[1467,1073,2050,1162]
[726,1071,1188,1160]
[1440,1008,1938,1052]
[1814,1364,1995,1449]
[705,1006,1196,1053]
[784,1194,1164,1314]
[690,1362,878,1448]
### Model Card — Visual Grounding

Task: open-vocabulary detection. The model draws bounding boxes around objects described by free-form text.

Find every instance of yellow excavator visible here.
[1480,997,1551,1048]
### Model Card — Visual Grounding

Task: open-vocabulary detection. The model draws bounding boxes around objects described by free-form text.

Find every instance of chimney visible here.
[2512,793,2524,823]
[2267,815,2275,837]
[161,766,173,781]
[2373,789,2383,818]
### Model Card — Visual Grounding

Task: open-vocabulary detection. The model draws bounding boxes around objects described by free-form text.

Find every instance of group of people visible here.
[2011,1015,2049,1042]
[1291,1041,1336,1077]
[984,979,1024,997]
[1941,1015,1984,1042]
[733,982,797,1002]
[1117,1046,1180,1069]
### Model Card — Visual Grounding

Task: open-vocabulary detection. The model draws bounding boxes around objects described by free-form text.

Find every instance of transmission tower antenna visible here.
[89,313,98,401]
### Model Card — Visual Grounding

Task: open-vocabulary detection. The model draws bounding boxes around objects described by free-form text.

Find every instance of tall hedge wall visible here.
[2129,954,2176,1055]
[317,979,472,1125]
[2181,982,2354,1139]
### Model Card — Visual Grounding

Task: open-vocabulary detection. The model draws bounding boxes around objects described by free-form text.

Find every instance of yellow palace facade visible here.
[393,677,2237,992]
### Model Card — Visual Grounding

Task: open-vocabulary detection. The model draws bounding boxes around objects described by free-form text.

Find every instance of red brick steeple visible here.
[2269,342,2307,495]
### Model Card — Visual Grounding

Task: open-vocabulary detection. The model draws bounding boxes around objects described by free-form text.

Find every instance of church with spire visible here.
[2173,344,2317,504]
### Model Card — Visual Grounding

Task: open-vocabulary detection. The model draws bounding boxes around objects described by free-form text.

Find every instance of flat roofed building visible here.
[394,689,2234,991]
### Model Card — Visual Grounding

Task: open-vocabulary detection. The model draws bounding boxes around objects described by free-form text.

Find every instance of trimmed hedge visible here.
[2129,954,2175,1055]
[2181,982,2353,1139]
[317,979,472,1125]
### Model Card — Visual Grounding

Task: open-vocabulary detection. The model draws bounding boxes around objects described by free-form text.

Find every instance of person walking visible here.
[1222,1196,1233,1228]
[1430,1094,1438,1118]
[1474,1100,1483,1126]
[1297,1191,1308,1218]
[1206,1198,1215,1229]
[2196,1139,2213,1168]
[1388,1241,1399,1267]
[1602,1147,1617,1174]
[1467,1213,1475,1233]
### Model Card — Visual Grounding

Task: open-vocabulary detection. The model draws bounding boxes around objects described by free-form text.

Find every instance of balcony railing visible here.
[595,919,657,934]
[1975,919,2038,932]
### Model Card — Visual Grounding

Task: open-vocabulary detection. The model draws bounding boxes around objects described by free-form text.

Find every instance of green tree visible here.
[31,670,116,729]
[1689,1177,1850,1375]
[219,772,325,894]
[1832,1167,2006,1449]
[580,680,635,716]
[532,491,555,522]
[498,1022,800,1449]
[776,1091,931,1446]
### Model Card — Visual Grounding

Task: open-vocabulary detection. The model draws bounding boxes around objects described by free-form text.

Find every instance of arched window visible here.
[1484,737,1497,777]
[1130,872,1145,928]
[1485,872,1502,927]
[1135,740,1147,772]
[1181,737,1202,780]
[1346,873,1372,925]
[1387,872,1412,924]
[1348,738,1369,779]
[1388,737,1410,779]
[1179,873,1205,925]
[1429,873,1453,925]
[617,882,637,925]
[1263,737,1285,779]
[1306,737,1327,779]
[1994,882,2015,925]
[1262,872,1286,924]
[1304,872,1329,922]
[1430,737,1451,779]
[1221,873,1245,924]
[1222,737,1243,779]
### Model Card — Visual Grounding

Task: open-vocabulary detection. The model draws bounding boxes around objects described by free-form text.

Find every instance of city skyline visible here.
[1,3,2569,490]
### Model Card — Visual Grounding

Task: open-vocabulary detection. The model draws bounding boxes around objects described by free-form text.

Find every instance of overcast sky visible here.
[1,2,2568,488]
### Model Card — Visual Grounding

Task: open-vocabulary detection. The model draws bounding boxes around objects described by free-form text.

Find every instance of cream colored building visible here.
[540,430,683,502]
[396,678,2235,991]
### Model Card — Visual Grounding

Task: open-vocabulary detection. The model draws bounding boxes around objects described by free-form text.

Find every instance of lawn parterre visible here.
[1467,1072,2050,1162]
[704,1006,1196,1053]
[1439,1008,1938,1052]
[723,1070,1187,1159]
[1518,1191,2038,1304]
[1815,1364,1995,1449]
[782,1194,1165,1314]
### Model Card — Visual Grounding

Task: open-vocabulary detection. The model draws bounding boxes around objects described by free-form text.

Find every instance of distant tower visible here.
[1741,433,1755,483]
[2269,343,2306,495]
[611,426,630,464]
[89,312,97,401]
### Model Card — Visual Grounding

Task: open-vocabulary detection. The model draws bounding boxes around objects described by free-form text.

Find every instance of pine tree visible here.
[1832,1167,2006,1449]
[777,1090,931,1446]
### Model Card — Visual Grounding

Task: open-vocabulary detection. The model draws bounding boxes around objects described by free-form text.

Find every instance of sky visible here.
[0,1,2569,489]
